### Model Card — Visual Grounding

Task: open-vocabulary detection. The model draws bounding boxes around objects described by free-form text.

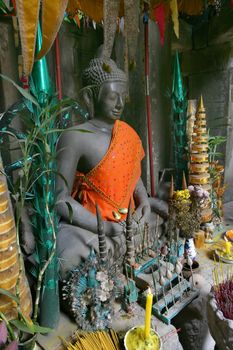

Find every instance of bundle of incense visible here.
[62,329,121,350]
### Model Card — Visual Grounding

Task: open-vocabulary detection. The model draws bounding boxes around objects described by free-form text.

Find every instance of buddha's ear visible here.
[81,87,95,119]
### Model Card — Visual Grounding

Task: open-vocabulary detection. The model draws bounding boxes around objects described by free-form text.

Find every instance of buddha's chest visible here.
[78,132,112,174]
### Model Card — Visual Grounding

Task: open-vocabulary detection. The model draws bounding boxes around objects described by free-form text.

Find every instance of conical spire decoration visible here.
[189,96,212,223]
[182,171,187,190]
[198,94,205,112]
[171,52,188,187]
[125,200,135,264]
[96,204,108,265]
[0,155,32,319]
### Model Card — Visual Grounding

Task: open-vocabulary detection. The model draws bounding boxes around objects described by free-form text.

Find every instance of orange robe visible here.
[72,120,145,221]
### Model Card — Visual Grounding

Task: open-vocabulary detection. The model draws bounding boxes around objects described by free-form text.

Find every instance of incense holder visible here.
[124,326,162,350]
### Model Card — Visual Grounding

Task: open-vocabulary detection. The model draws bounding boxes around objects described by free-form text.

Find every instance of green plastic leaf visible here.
[10,320,34,335]
[31,324,52,334]
[0,288,20,305]
[0,74,40,108]
[0,0,10,13]
[44,128,92,135]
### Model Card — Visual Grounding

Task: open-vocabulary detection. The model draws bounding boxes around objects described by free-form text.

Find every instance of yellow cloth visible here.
[170,0,179,38]
[16,0,40,75]
[37,0,69,60]
[16,0,68,75]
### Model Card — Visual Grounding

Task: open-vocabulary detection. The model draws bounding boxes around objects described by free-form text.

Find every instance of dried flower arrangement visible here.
[62,250,119,331]
[171,185,209,239]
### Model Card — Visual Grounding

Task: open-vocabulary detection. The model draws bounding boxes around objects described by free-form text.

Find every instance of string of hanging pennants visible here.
[0,0,225,76]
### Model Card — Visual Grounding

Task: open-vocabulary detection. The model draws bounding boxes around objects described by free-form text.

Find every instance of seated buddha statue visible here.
[56,55,158,280]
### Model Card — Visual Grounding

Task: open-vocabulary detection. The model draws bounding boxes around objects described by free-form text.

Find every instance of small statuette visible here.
[118,208,128,214]
[112,211,121,220]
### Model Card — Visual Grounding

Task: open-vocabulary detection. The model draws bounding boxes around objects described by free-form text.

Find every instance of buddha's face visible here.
[95,81,127,121]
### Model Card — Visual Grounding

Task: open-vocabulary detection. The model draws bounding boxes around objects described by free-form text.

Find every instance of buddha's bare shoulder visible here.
[60,121,92,138]
[57,121,95,150]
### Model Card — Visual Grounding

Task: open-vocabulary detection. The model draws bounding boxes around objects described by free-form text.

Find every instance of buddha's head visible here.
[82,57,128,121]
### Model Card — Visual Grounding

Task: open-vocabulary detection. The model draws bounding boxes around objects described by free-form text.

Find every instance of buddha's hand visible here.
[104,221,126,237]
[132,203,151,225]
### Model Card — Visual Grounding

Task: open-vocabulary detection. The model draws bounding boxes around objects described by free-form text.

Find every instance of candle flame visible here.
[148,287,152,294]
[224,236,228,242]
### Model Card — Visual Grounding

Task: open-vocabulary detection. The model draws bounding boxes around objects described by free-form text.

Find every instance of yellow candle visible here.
[144,287,153,339]
[225,239,231,255]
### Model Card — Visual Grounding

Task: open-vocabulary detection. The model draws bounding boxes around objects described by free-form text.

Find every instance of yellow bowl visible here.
[124,326,162,350]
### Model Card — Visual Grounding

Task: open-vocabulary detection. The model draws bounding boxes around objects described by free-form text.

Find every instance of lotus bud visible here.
[175,263,182,274]
[159,275,166,286]
[177,260,183,268]
[166,269,173,280]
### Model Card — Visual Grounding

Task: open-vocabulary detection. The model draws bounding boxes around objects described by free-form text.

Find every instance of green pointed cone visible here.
[31,22,52,106]
[171,52,188,187]
[172,52,186,113]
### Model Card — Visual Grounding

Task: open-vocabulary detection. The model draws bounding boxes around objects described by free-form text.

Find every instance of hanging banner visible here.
[153,3,166,45]
[170,0,179,38]
[37,0,69,60]
[103,0,120,59]
[16,0,40,76]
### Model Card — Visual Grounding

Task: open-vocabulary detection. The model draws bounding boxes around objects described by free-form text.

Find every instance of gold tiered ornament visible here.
[188,96,212,225]
[0,156,32,319]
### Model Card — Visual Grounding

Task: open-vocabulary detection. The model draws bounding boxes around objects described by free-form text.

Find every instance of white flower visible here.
[96,271,108,282]
[96,289,110,302]
[101,279,114,292]
[196,189,204,197]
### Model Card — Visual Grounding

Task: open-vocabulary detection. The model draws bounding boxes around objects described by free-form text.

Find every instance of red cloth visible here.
[153,4,166,45]
[72,120,145,221]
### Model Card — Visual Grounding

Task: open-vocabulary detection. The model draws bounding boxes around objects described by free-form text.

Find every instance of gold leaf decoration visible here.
[37,0,69,60]
[16,0,40,76]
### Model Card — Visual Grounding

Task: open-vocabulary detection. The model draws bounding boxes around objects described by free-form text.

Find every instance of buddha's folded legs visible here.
[57,212,162,280]
[57,222,127,280]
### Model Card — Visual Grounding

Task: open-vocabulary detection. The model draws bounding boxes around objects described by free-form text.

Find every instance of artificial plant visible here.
[0,72,77,329]
[0,288,52,345]
[171,52,188,188]
[0,17,80,327]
